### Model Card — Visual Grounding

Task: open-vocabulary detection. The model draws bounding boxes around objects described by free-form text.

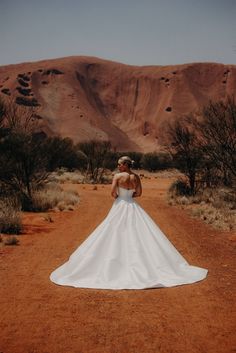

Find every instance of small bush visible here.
[4,236,20,246]
[193,187,236,209]
[169,181,236,230]
[191,207,205,218]
[169,179,191,196]
[140,153,158,171]
[77,140,112,182]
[99,173,113,184]
[43,213,53,222]
[44,137,86,171]
[178,196,191,205]
[30,184,80,211]
[191,205,235,231]
[0,198,22,234]
[140,152,173,171]
[50,170,85,184]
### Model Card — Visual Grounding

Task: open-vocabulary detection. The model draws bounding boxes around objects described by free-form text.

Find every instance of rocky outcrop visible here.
[0,56,235,152]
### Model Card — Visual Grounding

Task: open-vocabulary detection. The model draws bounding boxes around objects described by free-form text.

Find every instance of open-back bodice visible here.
[117,186,135,201]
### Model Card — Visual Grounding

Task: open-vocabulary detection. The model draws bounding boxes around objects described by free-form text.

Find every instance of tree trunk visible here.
[189,173,196,195]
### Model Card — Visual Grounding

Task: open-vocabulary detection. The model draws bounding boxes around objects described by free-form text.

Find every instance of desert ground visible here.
[0,177,235,353]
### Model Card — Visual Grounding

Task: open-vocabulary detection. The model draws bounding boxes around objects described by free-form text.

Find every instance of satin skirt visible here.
[50,188,208,289]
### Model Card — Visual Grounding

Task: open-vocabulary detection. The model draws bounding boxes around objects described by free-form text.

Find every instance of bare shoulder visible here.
[114,172,122,178]
[132,171,140,178]
[113,172,122,181]
[131,172,141,181]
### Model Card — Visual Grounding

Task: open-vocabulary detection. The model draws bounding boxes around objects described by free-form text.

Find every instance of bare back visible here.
[117,172,137,190]
[111,171,142,198]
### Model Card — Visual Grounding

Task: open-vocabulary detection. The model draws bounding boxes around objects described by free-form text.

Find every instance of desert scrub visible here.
[191,204,235,231]
[169,179,192,197]
[49,169,85,184]
[49,168,114,185]
[168,179,193,206]
[0,198,22,234]
[31,183,80,211]
[190,187,236,230]
[3,236,20,246]
[168,182,236,231]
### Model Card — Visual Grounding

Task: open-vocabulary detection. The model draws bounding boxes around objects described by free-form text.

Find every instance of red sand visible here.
[0,178,235,353]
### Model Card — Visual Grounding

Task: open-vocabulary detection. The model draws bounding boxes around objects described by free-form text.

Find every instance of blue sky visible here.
[0,0,235,66]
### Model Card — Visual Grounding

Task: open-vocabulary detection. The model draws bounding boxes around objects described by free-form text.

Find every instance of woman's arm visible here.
[133,174,142,197]
[111,174,119,198]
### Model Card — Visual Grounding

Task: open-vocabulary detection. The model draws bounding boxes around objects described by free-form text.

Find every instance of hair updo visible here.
[118,156,135,168]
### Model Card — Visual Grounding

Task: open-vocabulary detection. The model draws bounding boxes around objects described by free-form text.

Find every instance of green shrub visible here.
[141,153,160,171]
[169,179,192,196]
[44,137,87,171]
[141,152,172,171]
[77,140,112,182]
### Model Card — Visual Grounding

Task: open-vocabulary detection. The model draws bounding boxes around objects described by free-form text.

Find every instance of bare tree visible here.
[160,96,236,192]
[2,96,38,134]
[140,152,172,172]
[43,136,87,171]
[194,96,236,185]
[0,98,48,210]
[161,116,203,194]
[77,140,112,182]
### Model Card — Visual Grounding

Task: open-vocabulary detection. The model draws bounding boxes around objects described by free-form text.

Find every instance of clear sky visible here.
[0,0,235,67]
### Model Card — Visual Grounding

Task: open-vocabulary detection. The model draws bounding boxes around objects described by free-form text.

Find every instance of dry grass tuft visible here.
[49,169,85,184]
[49,168,114,185]
[31,183,80,212]
[43,213,54,222]
[3,236,20,246]
[168,183,236,231]
[0,198,23,234]
[191,205,235,230]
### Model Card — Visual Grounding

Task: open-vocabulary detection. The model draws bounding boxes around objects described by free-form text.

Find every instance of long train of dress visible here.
[50,187,208,289]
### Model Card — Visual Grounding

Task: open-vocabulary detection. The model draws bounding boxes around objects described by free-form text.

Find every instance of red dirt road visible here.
[0,179,235,353]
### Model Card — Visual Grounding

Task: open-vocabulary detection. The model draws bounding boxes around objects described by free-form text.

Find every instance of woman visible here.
[111,156,142,199]
[50,156,208,290]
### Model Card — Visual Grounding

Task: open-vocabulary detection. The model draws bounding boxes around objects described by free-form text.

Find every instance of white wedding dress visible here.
[50,187,208,290]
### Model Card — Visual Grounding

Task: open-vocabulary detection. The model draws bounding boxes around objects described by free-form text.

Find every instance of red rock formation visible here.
[0,56,235,152]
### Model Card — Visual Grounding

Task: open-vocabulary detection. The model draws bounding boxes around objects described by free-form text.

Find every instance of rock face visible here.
[0,56,235,152]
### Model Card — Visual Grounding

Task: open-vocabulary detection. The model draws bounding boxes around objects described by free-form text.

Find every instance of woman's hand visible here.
[111,174,119,198]
[133,175,142,198]
[132,191,140,198]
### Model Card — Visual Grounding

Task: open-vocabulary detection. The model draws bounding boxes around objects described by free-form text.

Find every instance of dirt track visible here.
[0,179,235,353]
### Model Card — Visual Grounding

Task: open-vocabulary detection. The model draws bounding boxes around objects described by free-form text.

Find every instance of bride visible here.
[50,156,208,290]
